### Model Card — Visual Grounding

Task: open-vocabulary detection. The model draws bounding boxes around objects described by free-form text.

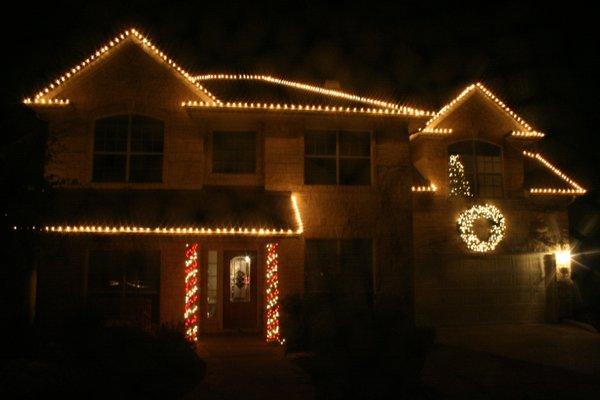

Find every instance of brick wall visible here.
[33,40,575,329]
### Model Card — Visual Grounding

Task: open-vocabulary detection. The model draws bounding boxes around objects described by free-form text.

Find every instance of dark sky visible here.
[2,1,598,189]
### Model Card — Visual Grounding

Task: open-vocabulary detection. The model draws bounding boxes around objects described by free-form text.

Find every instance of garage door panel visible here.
[416,254,547,325]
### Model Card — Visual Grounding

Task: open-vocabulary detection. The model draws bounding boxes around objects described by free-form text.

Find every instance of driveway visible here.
[422,323,600,399]
[185,334,314,400]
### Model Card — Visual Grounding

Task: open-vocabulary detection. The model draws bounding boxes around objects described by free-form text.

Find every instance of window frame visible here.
[304,130,372,186]
[447,139,504,198]
[86,249,161,324]
[92,114,165,183]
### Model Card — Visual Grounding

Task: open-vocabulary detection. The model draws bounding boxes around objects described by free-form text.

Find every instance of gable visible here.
[24,28,218,108]
[434,90,527,138]
[412,83,538,141]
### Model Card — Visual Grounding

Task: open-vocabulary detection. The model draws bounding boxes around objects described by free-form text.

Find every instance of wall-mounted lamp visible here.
[555,247,572,280]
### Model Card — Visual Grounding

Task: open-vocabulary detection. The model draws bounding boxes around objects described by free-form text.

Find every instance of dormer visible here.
[410,83,585,198]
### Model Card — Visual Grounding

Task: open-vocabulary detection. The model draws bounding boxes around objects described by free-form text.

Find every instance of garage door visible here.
[415,254,548,326]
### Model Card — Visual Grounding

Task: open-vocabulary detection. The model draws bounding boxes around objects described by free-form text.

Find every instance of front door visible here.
[223,251,257,330]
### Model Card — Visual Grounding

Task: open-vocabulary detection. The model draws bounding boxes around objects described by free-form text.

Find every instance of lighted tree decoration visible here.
[184,243,199,342]
[449,154,472,197]
[265,242,282,344]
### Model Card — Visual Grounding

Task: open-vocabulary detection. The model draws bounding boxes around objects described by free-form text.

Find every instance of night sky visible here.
[2,2,598,233]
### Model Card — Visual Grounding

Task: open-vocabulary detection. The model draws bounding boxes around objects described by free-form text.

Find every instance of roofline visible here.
[523,151,586,195]
[13,193,305,237]
[421,82,535,132]
[195,74,435,115]
[23,28,221,106]
[182,100,432,118]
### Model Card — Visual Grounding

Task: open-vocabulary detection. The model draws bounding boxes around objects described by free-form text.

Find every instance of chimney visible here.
[324,80,341,90]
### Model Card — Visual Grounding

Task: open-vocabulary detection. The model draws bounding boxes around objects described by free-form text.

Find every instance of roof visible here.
[411,166,436,193]
[416,83,539,135]
[23,28,433,118]
[23,28,219,106]
[522,151,586,195]
[40,187,303,236]
[195,74,433,116]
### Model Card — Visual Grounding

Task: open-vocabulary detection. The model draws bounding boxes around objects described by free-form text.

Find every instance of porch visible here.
[34,187,304,340]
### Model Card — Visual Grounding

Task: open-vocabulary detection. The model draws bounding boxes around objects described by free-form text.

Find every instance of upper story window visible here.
[448,140,503,197]
[304,130,371,185]
[212,131,257,174]
[92,115,164,183]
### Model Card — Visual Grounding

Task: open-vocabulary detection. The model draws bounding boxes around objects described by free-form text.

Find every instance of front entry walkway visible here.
[185,334,314,400]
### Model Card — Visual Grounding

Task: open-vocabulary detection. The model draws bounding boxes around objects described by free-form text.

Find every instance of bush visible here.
[0,313,205,399]
[281,293,436,398]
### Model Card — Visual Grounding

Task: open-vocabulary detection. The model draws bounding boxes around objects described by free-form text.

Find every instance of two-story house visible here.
[22,29,585,341]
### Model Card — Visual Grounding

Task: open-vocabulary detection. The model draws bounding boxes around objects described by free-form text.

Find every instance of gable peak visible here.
[23,28,220,106]
[421,82,534,133]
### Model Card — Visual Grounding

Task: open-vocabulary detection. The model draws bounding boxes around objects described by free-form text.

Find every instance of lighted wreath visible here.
[457,204,506,252]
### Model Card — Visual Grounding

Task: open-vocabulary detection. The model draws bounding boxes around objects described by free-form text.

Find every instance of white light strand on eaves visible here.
[411,184,437,192]
[22,98,70,106]
[38,225,298,236]
[523,151,586,195]
[409,128,453,140]
[182,100,428,117]
[195,74,434,115]
[18,195,305,236]
[290,194,304,234]
[511,130,545,138]
[424,83,534,132]
[23,28,221,106]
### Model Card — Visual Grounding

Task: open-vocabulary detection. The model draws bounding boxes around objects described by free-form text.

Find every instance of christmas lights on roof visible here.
[23,28,220,106]
[21,194,305,236]
[523,151,586,195]
[423,83,535,132]
[411,184,437,192]
[22,98,70,106]
[510,130,545,138]
[409,127,453,141]
[182,100,429,117]
[195,74,434,115]
[38,225,300,235]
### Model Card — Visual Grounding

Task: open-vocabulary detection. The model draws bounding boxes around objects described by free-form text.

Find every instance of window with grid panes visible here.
[304,130,371,185]
[88,250,161,324]
[448,140,503,197]
[92,115,164,183]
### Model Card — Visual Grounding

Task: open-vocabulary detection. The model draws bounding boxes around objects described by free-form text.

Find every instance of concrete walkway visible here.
[422,324,600,399]
[435,323,600,375]
[185,334,314,400]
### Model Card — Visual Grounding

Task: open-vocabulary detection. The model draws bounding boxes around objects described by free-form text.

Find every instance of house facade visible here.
[23,29,585,341]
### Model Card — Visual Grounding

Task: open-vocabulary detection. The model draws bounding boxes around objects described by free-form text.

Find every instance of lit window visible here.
[212,131,256,174]
[448,140,503,197]
[229,255,252,302]
[305,131,371,185]
[207,251,218,318]
[92,115,164,183]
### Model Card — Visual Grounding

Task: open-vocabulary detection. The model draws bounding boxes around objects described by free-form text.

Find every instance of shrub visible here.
[0,313,205,399]
[281,293,436,397]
